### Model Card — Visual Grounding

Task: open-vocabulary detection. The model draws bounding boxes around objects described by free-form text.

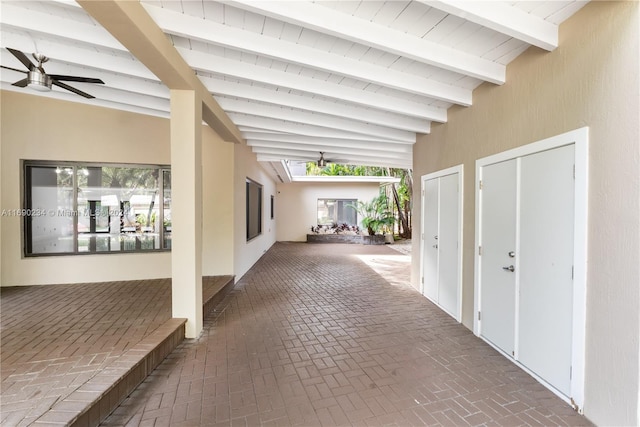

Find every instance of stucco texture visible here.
[0,90,235,285]
[411,2,639,425]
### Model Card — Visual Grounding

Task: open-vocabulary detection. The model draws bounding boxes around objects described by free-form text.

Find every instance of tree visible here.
[306,162,413,238]
[384,168,412,238]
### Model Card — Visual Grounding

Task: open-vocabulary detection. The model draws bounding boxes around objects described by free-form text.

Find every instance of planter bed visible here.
[306,234,386,245]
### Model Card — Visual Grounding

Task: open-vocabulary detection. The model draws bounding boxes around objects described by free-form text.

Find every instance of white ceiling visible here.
[0,0,588,173]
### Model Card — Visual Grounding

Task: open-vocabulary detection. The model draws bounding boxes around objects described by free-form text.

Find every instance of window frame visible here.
[22,160,171,257]
[246,178,263,241]
[270,195,275,220]
[316,198,358,226]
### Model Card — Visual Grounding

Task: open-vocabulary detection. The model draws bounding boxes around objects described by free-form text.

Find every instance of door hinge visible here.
[421,277,424,284]
[422,189,425,196]
[572,266,574,279]
[573,164,576,179]
[478,311,481,321]
[478,246,482,256]
[570,366,572,379]
[479,180,483,190]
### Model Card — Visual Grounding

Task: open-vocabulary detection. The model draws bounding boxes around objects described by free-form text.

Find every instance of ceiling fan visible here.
[1,47,104,99]
[317,152,329,167]
[316,152,347,167]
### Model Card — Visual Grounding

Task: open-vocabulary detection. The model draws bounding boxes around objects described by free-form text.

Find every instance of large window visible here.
[24,162,171,256]
[246,178,262,241]
[317,199,357,226]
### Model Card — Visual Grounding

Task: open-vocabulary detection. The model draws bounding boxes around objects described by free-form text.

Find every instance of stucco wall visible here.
[0,90,235,285]
[202,127,234,276]
[276,181,381,242]
[233,141,277,280]
[411,2,639,425]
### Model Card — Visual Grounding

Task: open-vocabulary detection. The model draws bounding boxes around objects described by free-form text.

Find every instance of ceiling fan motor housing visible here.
[28,69,52,91]
[317,152,327,167]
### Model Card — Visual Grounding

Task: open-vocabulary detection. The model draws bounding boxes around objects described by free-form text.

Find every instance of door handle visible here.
[502,265,515,272]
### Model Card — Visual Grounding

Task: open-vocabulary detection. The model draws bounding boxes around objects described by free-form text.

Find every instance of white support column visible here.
[170,90,203,338]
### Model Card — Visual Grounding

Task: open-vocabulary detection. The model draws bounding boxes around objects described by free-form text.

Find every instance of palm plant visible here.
[349,194,394,236]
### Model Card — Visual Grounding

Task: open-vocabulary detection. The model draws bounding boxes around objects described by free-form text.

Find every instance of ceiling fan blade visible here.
[52,80,95,99]
[48,75,104,84]
[12,78,29,88]
[1,65,28,74]
[7,48,35,71]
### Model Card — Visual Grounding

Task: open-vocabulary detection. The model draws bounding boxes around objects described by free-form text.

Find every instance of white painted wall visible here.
[233,142,277,280]
[275,181,381,242]
[0,91,235,285]
[411,2,639,425]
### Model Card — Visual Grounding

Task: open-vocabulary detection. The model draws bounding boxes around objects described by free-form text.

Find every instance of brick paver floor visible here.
[0,276,229,426]
[102,242,592,426]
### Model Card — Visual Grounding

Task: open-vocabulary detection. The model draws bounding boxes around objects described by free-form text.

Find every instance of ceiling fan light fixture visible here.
[27,70,52,92]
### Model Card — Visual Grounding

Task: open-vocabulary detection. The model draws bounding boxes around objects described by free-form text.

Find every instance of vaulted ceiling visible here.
[0,0,587,174]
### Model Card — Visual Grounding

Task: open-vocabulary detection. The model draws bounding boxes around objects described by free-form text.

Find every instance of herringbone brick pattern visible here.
[0,277,230,426]
[102,243,592,426]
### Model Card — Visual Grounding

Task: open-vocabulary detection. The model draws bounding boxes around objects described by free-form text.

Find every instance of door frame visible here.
[420,164,464,322]
[474,127,589,411]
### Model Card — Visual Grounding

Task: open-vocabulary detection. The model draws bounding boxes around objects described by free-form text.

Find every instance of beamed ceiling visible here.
[0,0,588,178]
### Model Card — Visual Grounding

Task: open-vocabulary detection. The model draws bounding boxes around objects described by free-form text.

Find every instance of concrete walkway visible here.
[101,242,591,426]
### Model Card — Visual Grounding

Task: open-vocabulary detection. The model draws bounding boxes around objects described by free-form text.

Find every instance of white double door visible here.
[479,144,575,397]
[422,167,461,321]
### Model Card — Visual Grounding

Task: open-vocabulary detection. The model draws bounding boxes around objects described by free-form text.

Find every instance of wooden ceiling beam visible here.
[77,0,242,143]
[423,0,559,51]
[143,3,472,106]
[228,0,505,84]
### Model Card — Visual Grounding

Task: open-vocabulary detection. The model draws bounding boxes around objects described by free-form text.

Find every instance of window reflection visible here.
[27,166,75,254]
[163,170,172,249]
[317,199,357,226]
[24,163,171,256]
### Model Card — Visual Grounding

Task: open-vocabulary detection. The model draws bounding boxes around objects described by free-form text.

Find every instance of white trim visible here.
[474,127,588,412]
[473,164,482,335]
[513,157,522,361]
[420,164,464,322]
[572,127,589,412]
[290,176,400,184]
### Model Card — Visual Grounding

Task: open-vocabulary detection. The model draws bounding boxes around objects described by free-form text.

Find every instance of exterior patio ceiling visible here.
[0,0,588,171]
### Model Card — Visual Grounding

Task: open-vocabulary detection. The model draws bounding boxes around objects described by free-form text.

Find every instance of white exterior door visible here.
[518,144,575,396]
[475,128,588,409]
[438,173,459,316]
[421,166,462,321]
[476,134,586,405]
[422,178,439,302]
[479,159,517,356]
